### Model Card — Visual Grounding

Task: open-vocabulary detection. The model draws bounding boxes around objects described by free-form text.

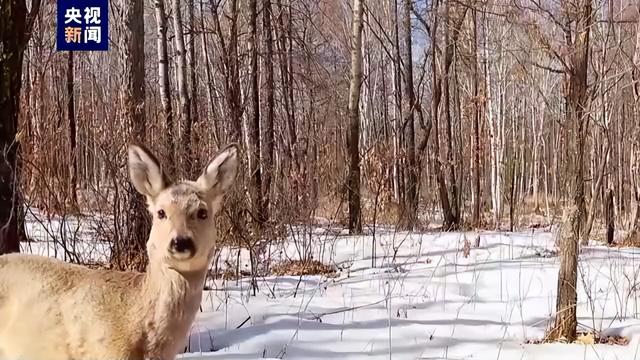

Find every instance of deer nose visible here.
[169,236,195,255]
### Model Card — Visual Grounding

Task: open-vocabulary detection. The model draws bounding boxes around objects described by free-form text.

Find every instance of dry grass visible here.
[361,199,401,226]
[313,193,568,232]
[314,195,347,226]
[526,331,629,346]
[271,259,337,277]
[612,229,640,248]
[208,267,251,280]
[313,194,402,228]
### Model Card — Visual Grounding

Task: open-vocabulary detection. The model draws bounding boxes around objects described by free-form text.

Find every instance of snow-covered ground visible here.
[21,212,640,359]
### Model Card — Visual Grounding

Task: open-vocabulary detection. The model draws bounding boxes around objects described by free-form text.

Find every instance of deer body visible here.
[0,143,239,360]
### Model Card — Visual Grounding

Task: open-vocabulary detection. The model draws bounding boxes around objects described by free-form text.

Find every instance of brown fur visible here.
[0,143,240,360]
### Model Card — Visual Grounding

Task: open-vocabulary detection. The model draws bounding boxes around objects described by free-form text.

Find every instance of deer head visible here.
[127,143,239,273]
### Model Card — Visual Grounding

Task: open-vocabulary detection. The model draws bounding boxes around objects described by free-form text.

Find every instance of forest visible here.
[2,0,640,354]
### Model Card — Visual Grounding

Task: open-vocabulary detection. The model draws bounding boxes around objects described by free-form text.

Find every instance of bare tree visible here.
[548,0,592,342]
[0,0,40,254]
[420,0,467,230]
[631,10,640,236]
[211,0,242,143]
[428,0,455,229]
[172,0,192,174]
[441,0,463,227]
[112,0,148,271]
[187,0,198,129]
[606,188,614,245]
[248,0,264,225]
[347,0,365,234]
[401,0,418,230]
[154,0,175,169]
[471,7,481,227]
[67,51,78,209]
[484,7,504,229]
[262,0,275,224]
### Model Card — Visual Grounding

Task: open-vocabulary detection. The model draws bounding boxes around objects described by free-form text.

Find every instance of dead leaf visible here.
[575,332,595,345]
[15,129,24,143]
[462,238,471,258]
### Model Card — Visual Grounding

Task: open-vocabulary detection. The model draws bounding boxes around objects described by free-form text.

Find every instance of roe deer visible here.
[0,143,239,360]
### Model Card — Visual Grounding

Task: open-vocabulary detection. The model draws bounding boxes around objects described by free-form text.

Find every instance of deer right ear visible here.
[196,144,239,198]
[128,143,166,199]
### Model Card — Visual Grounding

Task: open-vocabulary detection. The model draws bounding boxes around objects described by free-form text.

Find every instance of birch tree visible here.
[187,0,198,128]
[471,8,481,227]
[172,0,192,174]
[630,10,640,236]
[484,12,504,228]
[154,0,174,168]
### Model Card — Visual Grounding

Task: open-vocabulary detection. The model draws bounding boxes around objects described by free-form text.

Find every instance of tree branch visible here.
[530,60,565,74]
[22,0,42,48]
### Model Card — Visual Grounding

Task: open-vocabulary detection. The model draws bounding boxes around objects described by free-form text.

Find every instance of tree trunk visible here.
[0,3,26,255]
[443,0,460,226]
[199,0,219,146]
[582,142,610,244]
[533,102,543,213]
[248,0,264,224]
[67,51,78,210]
[471,8,481,227]
[172,0,192,175]
[427,0,467,230]
[631,11,640,233]
[0,0,39,254]
[347,0,364,234]
[606,189,614,245]
[392,0,403,205]
[154,0,175,171]
[485,17,502,229]
[401,0,418,230]
[509,156,516,232]
[187,0,198,129]
[262,0,275,224]
[114,0,148,271]
[549,205,580,341]
[211,0,242,143]
[430,0,455,230]
[228,0,242,142]
[549,0,592,342]
[276,0,296,168]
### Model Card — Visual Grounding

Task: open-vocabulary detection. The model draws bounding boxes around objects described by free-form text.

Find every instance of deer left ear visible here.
[196,144,240,197]
[128,143,166,200]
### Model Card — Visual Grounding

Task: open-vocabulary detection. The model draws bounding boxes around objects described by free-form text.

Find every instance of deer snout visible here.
[169,236,196,257]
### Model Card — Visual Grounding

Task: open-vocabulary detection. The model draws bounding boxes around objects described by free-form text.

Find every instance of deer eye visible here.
[197,209,208,220]
[157,209,166,219]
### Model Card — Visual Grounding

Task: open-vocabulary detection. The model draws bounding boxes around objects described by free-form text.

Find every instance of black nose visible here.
[169,236,195,254]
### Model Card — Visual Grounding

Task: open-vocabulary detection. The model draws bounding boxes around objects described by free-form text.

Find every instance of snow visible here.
[182,230,640,359]
[20,212,640,359]
[21,208,111,263]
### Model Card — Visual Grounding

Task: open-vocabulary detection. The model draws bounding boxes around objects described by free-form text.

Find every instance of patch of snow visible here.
[186,230,640,359]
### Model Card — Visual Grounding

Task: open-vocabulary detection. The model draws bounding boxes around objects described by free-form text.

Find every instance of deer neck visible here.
[137,262,206,357]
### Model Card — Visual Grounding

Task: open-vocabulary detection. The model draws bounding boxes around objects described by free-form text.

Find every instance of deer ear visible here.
[196,144,240,198]
[128,143,166,199]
